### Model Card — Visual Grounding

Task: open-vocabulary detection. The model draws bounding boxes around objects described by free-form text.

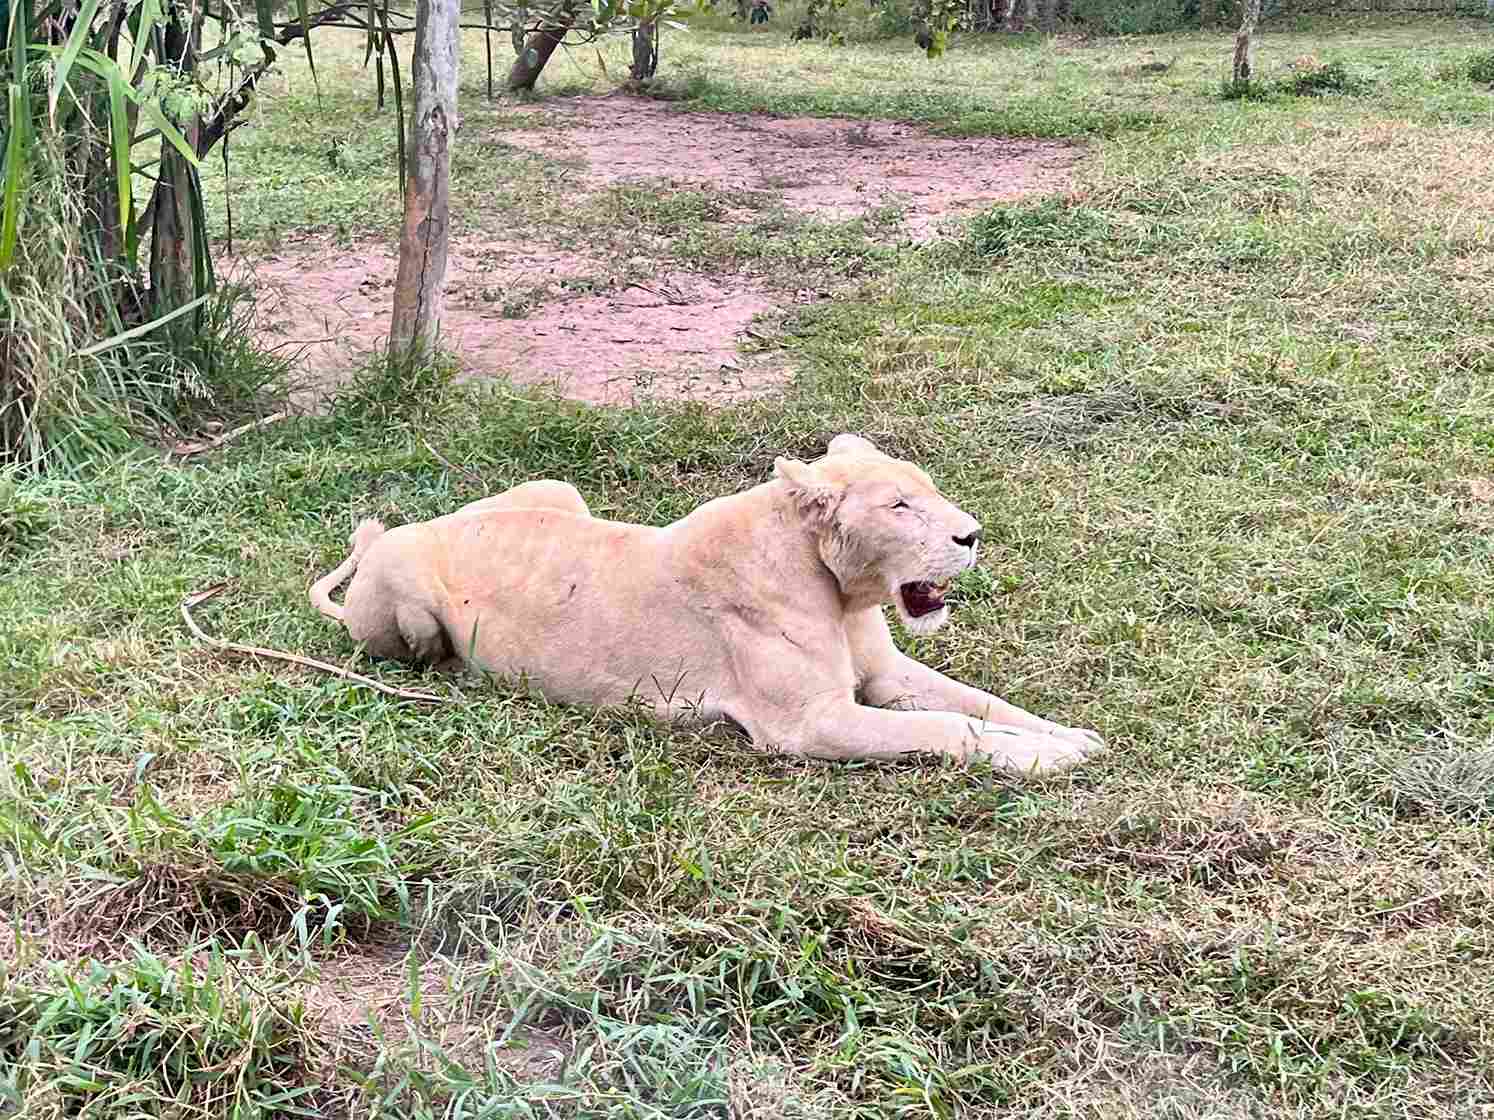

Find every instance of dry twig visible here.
[423,439,487,489]
[169,411,289,458]
[180,584,452,703]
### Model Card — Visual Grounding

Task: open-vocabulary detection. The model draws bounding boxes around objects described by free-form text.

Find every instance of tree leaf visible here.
[107,70,132,255]
[138,96,200,167]
[294,0,321,97]
[128,0,162,81]
[48,0,104,126]
[255,0,275,41]
[0,85,26,272]
[75,294,209,356]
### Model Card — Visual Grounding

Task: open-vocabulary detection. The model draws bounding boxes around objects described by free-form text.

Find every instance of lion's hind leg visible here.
[396,603,452,665]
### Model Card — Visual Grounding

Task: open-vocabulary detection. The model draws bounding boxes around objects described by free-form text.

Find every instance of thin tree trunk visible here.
[86,98,123,265]
[629,19,657,81]
[506,0,574,91]
[389,0,459,361]
[148,0,203,314]
[1232,0,1262,83]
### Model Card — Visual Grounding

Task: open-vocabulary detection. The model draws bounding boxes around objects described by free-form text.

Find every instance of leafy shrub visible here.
[1284,59,1373,96]
[1219,76,1276,101]
[1219,59,1372,102]
[1439,48,1494,86]
[866,0,916,38]
[1070,0,1190,36]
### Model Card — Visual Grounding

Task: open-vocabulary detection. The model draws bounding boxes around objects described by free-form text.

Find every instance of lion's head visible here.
[775,434,983,636]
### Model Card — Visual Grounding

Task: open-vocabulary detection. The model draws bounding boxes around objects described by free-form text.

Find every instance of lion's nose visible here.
[953,528,983,549]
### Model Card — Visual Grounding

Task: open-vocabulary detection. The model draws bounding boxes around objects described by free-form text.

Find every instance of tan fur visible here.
[308,436,1105,775]
[309,519,388,622]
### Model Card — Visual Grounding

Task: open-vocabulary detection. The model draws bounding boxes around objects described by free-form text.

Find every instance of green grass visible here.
[5,11,1494,1119]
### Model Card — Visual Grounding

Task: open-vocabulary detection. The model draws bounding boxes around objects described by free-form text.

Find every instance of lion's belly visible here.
[432,511,737,721]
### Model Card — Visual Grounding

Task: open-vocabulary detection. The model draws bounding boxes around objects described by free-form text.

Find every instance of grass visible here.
[5,10,1494,1119]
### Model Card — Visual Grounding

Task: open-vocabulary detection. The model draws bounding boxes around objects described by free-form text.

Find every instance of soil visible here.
[492,97,1082,238]
[239,99,1079,409]
[243,239,784,408]
[291,943,572,1088]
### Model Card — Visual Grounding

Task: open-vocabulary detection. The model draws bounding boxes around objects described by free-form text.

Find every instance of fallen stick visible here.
[180,583,452,704]
[169,411,290,458]
[423,439,487,489]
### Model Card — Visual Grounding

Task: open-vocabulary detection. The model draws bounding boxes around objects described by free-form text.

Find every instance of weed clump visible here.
[1358,744,1494,823]
[966,198,1110,259]
[1284,59,1373,97]
[1439,48,1494,86]
[1,950,321,1119]
[1,136,288,473]
[0,472,53,557]
[1070,0,1191,36]
[1219,58,1373,101]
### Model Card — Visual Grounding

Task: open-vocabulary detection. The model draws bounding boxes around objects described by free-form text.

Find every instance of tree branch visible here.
[196,2,366,156]
[194,3,610,157]
[181,584,453,704]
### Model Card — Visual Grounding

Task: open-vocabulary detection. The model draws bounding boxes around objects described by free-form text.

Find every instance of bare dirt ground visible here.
[242,99,1078,408]
[493,97,1081,237]
[244,239,785,407]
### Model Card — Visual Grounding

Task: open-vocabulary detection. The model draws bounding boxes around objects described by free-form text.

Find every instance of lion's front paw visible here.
[981,729,1100,777]
[1054,725,1106,755]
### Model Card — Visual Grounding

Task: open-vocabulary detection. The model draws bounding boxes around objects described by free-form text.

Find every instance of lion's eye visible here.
[892,499,910,511]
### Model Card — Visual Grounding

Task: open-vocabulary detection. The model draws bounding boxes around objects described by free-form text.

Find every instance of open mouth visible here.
[899,580,950,618]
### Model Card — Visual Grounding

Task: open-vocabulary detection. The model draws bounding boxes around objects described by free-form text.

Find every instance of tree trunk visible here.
[506,0,575,92]
[389,0,459,361]
[629,19,657,82]
[1232,0,1262,84]
[149,147,196,313]
[148,0,203,315]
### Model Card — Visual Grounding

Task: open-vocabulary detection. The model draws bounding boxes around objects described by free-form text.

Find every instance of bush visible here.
[1439,48,1494,86]
[866,0,916,39]
[1219,76,1276,101]
[1284,59,1372,96]
[1070,0,1191,36]
[1,42,288,473]
[1219,59,1372,102]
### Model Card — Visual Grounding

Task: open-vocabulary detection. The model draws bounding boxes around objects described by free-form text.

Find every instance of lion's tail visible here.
[309,518,387,623]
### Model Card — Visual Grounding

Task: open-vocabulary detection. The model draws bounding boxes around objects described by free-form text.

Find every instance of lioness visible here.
[310,435,1105,775]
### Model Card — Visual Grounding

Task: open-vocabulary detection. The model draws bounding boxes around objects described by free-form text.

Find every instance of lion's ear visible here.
[827,433,881,458]
[774,457,843,520]
[773,457,819,488]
